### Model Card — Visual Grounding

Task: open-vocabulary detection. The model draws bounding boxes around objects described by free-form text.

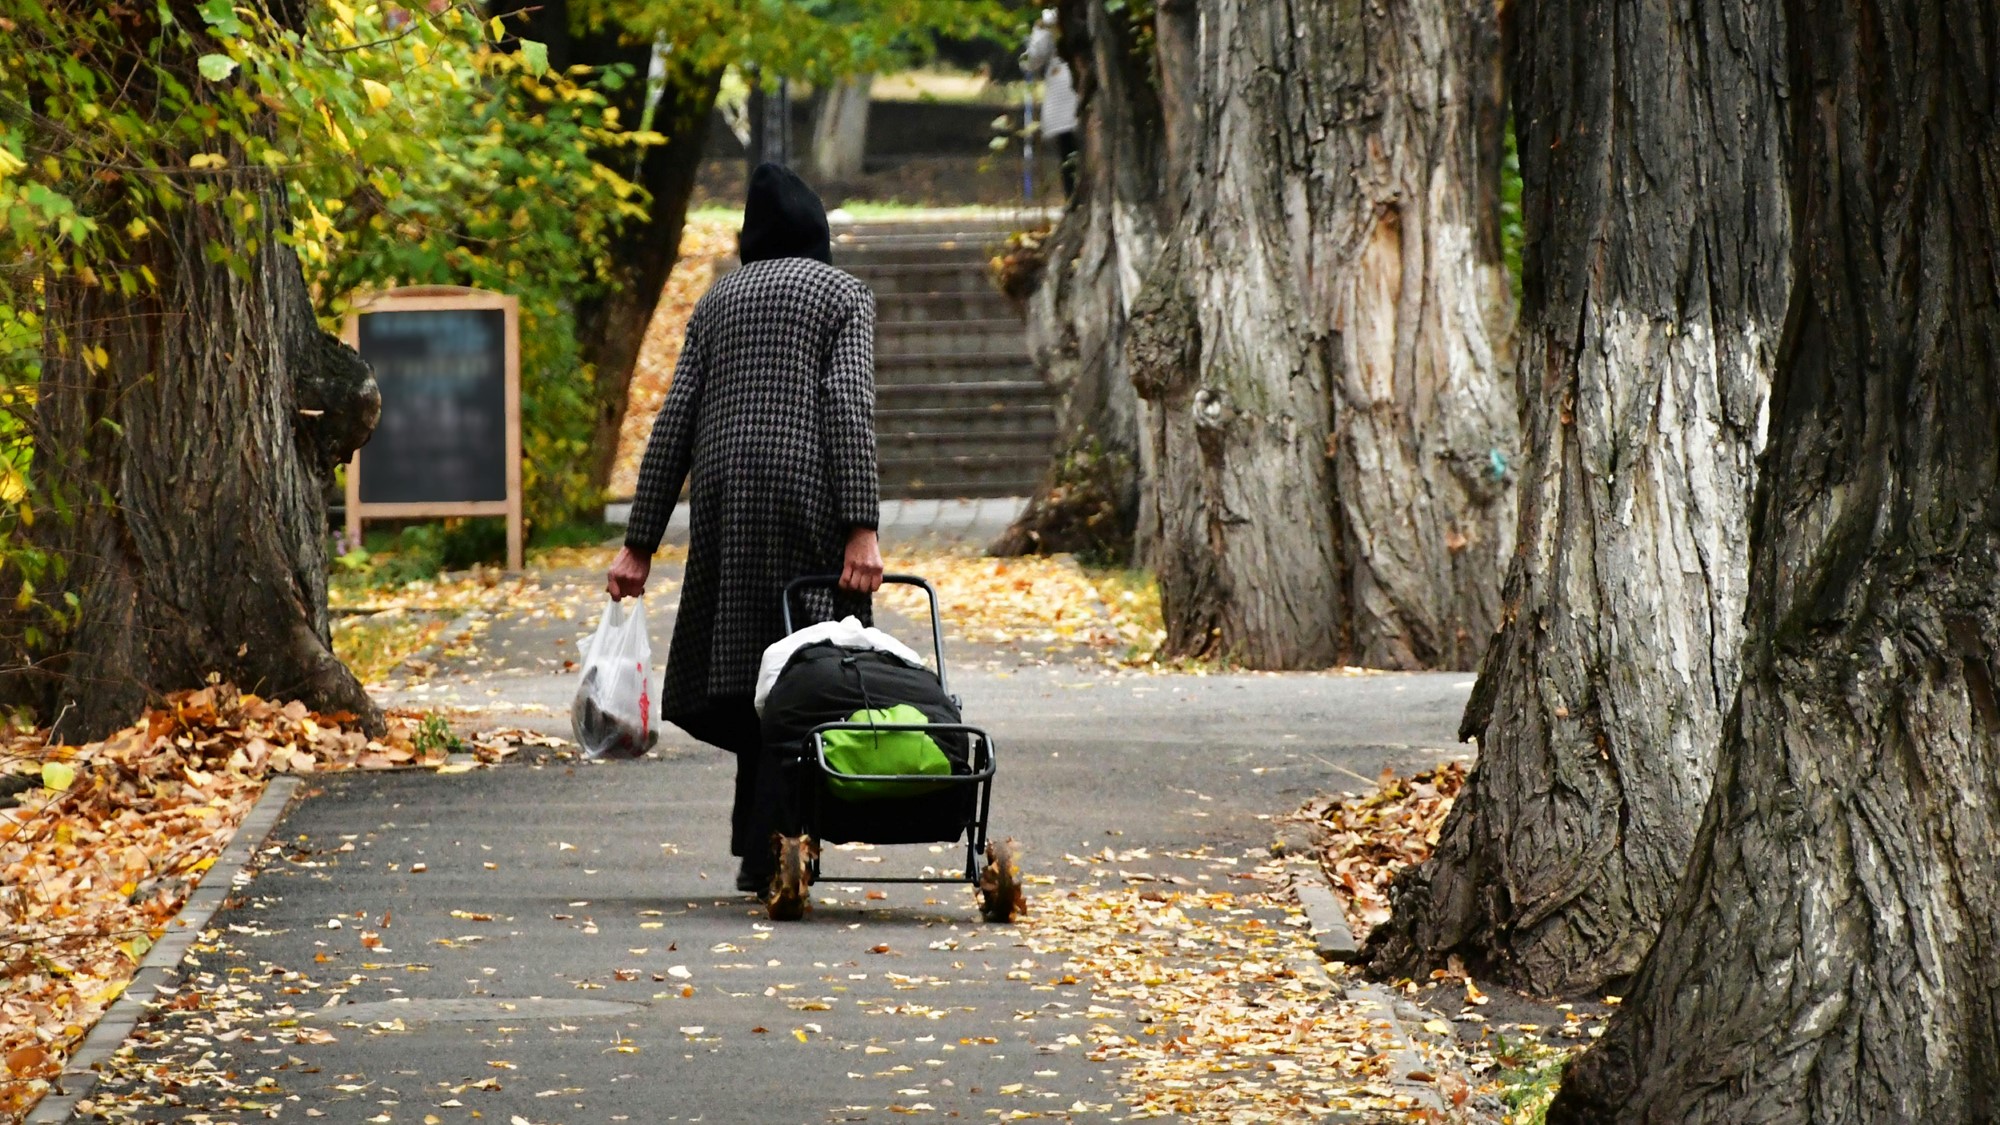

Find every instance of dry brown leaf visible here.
[1295,761,1466,941]
[0,685,444,1122]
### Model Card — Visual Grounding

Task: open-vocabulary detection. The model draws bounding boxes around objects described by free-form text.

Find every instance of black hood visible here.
[739,163,832,265]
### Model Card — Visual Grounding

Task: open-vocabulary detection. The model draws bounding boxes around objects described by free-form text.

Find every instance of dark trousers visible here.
[666,697,770,869]
[1054,131,1079,198]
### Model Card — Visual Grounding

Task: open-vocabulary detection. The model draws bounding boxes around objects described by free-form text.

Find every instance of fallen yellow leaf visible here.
[41,761,75,791]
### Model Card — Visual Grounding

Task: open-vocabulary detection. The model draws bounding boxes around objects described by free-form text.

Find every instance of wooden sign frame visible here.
[341,286,523,571]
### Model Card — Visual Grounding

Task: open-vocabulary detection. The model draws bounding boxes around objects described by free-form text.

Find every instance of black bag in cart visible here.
[758,642,975,845]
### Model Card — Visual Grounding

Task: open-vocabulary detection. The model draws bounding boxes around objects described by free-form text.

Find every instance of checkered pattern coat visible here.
[624,258,879,720]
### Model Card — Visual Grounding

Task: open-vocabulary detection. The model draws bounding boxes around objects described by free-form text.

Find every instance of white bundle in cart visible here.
[571,598,658,760]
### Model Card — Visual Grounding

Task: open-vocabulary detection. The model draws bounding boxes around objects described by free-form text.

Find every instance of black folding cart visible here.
[763,575,1022,923]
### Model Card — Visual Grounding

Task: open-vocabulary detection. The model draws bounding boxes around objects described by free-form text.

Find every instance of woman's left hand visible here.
[841,528,884,593]
[606,546,651,600]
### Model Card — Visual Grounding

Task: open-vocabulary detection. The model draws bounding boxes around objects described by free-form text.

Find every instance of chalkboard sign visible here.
[343,288,522,570]
[358,308,508,503]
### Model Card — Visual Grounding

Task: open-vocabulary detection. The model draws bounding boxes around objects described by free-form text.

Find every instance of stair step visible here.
[876,342,1031,362]
[845,263,996,295]
[879,428,1057,448]
[872,294,1020,324]
[877,316,1025,331]
[876,388,1052,415]
[882,443,1052,460]
[880,434,1056,460]
[880,459,1048,500]
[878,318,1025,337]
[877,404,1056,431]
[875,353,1033,366]
[876,330,1028,361]
[892,474,1048,496]
[838,244,998,267]
[836,234,1015,253]
[876,379,1049,396]
[875,369,1037,392]
[879,423,1058,441]
[831,213,1052,238]
[878,351,1032,368]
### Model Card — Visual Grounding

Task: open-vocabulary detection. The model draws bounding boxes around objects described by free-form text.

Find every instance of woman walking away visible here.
[606,163,884,894]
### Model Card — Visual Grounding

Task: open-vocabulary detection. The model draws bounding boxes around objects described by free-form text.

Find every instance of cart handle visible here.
[809,722,996,782]
[782,574,949,696]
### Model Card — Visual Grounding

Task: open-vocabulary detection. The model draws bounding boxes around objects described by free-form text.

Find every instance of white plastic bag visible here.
[753,616,928,715]
[571,598,657,761]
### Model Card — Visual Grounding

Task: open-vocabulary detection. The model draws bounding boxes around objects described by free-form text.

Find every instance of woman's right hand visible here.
[606,546,651,600]
[840,528,884,594]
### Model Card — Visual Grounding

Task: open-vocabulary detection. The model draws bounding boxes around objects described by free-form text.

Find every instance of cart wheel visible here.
[977,838,1026,923]
[767,834,816,922]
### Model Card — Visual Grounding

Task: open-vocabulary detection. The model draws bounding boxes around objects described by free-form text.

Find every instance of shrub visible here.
[293,6,657,530]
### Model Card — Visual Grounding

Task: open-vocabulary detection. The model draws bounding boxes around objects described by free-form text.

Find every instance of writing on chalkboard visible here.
[356,308,509,504]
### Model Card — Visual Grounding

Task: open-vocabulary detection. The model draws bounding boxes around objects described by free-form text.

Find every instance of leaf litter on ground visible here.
[1295,761,1467,937]
[1291,762,1630,1124]
[0,684,541,1122]
[1016,845,1446,1122]
[877,549,1167,667]
[337,549,686,690]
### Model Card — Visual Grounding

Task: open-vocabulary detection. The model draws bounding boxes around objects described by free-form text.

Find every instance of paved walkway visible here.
[74,563,1475,1124]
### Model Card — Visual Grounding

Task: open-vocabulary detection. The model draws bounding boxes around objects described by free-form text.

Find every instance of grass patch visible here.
[531,520,621,551]
[1489,1035,1570,1125]
[685,204,741,225]
[331,610,447,684]
[334,519,506,593]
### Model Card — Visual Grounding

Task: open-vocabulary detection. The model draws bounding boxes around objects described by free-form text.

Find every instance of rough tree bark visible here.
[805,76,871,184]
[990,0,1178,561]
[1366,0,1789,997]
[1549,0,2000,1118]
[1126,0,1517,669]
[22,1,381,741]
[489,0,721,503]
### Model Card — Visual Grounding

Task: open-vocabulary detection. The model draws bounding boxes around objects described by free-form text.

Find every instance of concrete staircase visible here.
[833,215,1057,500]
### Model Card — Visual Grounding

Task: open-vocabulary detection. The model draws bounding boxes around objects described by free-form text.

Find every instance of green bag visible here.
[819,703,954,800]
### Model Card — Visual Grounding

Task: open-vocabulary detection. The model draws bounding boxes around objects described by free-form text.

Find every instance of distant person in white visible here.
[1021,8,1078,198]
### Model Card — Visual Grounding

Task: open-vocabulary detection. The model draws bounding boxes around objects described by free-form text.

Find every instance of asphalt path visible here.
[77,564,1474,1124]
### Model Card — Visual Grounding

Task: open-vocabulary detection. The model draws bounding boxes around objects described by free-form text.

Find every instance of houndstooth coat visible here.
[623,257,879,722]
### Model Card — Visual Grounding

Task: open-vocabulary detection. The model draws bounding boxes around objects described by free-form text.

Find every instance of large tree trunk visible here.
[990,0,1176,561]
[1126,0,1517,670]
[1549,0,2000,1118]
[488,0,721,506]
[1367,0,1790,997]
[20,3,381,742]
[804,76,871,184]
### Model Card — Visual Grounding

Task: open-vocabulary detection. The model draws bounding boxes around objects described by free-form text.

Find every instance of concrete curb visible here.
[1348,983,1448,1114]
[1294,879,1363,962]
[1274,825,1463,1119]
[27,775,303,1124]
[1274,824,1363,962]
